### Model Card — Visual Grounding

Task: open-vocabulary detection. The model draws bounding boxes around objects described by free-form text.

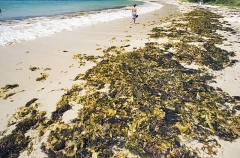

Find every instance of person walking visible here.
[130,4,137,24]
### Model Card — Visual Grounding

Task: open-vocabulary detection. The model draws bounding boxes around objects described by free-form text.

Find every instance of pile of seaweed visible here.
[0,99,47,158]
[149,8,237,70]
[41,43,240,157]
[40,8,239,157]
[0,84,19,100]
[0,8,240,158]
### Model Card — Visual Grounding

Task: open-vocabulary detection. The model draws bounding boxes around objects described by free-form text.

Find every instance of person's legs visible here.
[130,13,136,23]
[130,18,136,23]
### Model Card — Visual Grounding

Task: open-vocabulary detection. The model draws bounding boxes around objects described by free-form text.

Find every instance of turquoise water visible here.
[0,0,143,21]
[0,0,163,46]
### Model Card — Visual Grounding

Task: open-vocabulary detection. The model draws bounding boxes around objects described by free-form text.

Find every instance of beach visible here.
[0,0,175,129]
[0,0,240,157]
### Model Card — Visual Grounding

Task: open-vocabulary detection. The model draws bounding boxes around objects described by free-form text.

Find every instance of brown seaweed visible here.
[0,101,47,158]
[36,73,49,81]
[29,66,40,71]
[1,7,240,158]
[0,132,30,158]
[42,41,240,157]
[0,84,20,99]
[2,84,19,90]
[149,8,238,70]
[25,98,38,107]
[3,92,17,100]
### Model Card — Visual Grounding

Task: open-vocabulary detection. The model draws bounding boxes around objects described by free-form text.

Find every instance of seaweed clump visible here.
[29,66,40,71]
[50,85,83,121]
[149,8,237,70]
[43,67,52,71]
[0,84,19,99]
[0,132,30,158]
[0,101,47,158]
[73,54,102,67]
[36,73,49,81]
[42,42,240,157]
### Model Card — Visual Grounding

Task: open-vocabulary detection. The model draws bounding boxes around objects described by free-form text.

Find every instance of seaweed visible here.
[0,101,47,158]
[51,103,71,121]
[29,66,40,71]
[149,8,238,70]
[0,132,30,158]
[39,8,240,157]
[1,7,240,158]
[43,67,52,71]
[42,41,240,157]
[0,84,20,99]
[25,98,38,107]
[3,92,17,99]
[2,84,19,90]
[36,73,49,81]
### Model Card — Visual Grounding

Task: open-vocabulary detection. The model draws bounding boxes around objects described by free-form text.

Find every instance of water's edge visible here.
[0,1,163,46]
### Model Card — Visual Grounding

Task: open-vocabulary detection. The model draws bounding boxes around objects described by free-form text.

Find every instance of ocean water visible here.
[0,0,163,46]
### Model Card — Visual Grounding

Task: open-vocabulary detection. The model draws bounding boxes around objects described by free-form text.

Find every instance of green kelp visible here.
[149,8,238,70]
[41,42,240,157]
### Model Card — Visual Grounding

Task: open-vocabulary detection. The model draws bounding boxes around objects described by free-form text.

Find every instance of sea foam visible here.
[0,1,163,46]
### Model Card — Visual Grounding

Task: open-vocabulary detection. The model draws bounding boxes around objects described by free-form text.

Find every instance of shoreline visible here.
[0,0,163,46]
[0,0,144,21]
[1,0,240,157]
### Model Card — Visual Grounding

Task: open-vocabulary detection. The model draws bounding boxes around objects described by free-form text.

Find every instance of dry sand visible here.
[0,0,240,157]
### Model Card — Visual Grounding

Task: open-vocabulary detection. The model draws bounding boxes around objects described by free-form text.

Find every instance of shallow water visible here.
[0,0,163,46]
[0,0,143,21]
